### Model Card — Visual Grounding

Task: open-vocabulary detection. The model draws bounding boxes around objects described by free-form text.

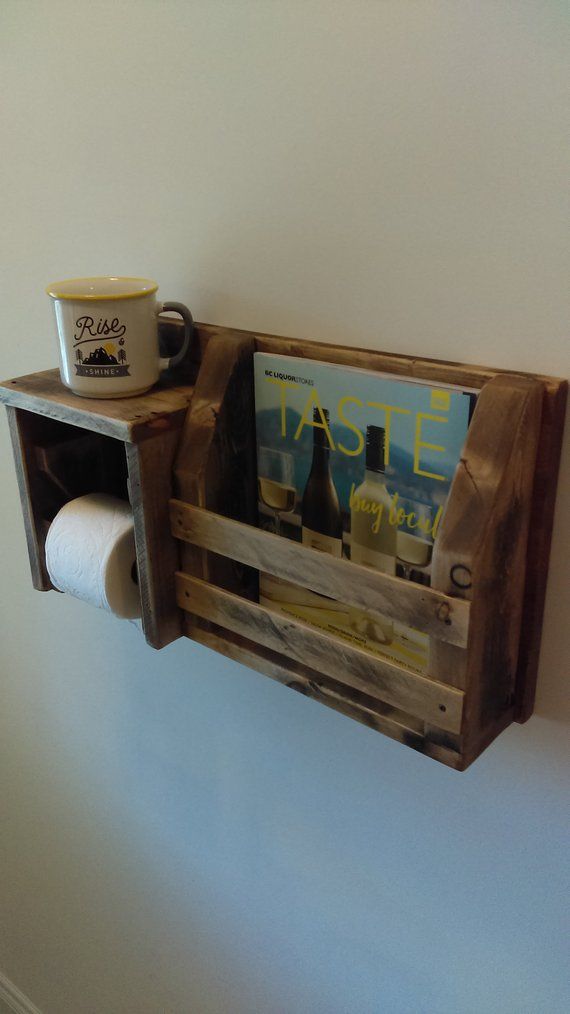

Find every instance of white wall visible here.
[1,3,568,1012]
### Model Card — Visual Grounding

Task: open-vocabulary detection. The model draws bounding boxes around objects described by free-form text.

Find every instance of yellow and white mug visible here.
[46,276,194,398]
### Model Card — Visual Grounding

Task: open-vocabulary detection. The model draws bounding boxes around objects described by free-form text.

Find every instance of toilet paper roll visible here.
[45,493,141,619]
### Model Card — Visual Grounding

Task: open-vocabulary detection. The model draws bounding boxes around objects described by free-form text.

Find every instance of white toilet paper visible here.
[45,493,141,619]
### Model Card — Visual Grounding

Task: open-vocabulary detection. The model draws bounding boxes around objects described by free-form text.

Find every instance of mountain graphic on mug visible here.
[75,344,128,366]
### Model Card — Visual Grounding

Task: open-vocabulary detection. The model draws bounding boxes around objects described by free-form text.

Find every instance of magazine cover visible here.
[254,352,475,673]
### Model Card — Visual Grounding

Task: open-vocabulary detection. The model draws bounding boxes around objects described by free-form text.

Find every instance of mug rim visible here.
[46,276,158,301]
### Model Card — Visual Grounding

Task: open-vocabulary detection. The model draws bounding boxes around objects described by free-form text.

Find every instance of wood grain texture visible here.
[187,623,463,768]
[174,332,258,607]
[186,321,564,394]
[6,407,53,590]
[430,374,543,764]
[176,573,464,731]
[126,428,184,649]
[170,499,470,648]
[0,369,194,443]
[514,377,568,721]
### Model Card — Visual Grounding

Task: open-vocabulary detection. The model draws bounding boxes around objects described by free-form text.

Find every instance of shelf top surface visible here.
[0,369,195,442]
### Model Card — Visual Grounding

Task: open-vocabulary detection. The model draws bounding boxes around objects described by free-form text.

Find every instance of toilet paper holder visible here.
[0,314,199,649]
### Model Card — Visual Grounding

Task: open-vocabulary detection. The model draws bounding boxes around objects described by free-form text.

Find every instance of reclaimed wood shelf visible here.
[1,322,567,769]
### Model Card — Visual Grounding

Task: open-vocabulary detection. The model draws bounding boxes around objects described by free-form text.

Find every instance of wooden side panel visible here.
[126,428,184,649]
[515,378,568,720]
[430,375,543,764]
[173,333,258,606]
[6,407,53,590]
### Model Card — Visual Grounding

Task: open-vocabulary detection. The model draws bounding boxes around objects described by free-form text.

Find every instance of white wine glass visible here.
[257,447,296,536]
[395,497,434,580]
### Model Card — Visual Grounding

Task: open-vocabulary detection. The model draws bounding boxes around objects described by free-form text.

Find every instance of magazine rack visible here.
[1,322,566,769]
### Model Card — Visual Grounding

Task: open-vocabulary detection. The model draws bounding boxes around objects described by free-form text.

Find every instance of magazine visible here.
[254,352,475,673]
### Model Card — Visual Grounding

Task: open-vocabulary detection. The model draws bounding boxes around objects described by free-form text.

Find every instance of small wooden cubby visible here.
[0,366,196,649]
[1,322,566,769]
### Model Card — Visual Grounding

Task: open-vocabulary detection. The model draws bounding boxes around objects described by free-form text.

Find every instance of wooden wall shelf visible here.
[1,322,567,769]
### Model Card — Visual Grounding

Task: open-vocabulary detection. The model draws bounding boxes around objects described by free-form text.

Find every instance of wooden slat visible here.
[170,500,470,648]
[176,573,464,732]
[188,623,464,769]
[0,369,194,443]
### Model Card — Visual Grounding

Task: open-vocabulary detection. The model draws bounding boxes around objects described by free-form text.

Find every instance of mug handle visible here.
[158,301,194,372]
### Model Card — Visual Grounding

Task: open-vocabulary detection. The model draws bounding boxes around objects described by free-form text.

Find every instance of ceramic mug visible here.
[46,276,194,398]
